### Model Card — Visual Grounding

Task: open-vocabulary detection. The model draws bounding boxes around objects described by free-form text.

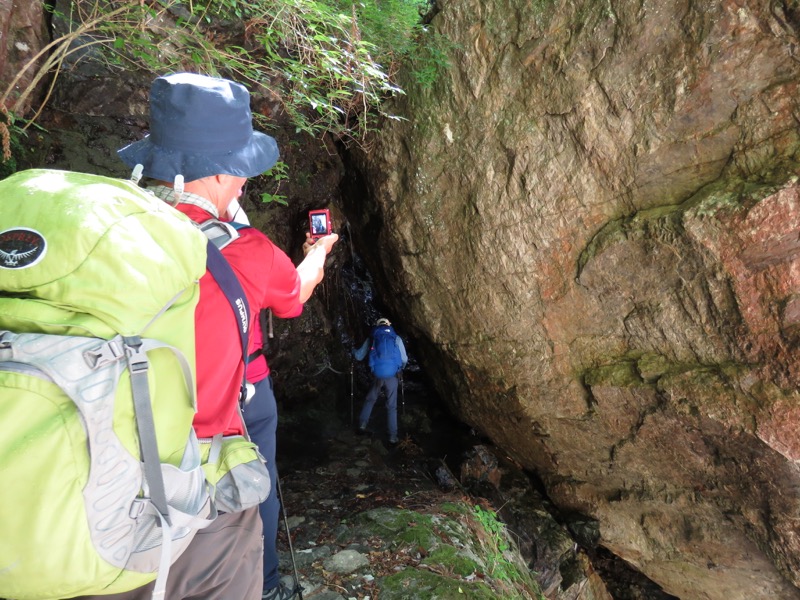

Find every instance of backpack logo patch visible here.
[0,228,47,269]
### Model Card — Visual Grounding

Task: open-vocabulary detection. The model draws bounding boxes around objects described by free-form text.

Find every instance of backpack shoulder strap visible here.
[196,218,253,364]
[204,240,251,403]
[200,219,274,397]
[196,217,254,404]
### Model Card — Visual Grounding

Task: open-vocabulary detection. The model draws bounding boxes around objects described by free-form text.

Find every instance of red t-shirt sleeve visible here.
[263,245,304,318]
[227,228,303,385]
[226,228,303,319]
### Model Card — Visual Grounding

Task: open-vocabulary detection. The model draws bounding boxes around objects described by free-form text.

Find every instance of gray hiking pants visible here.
[359,375,398,438]
[72,506,263,600]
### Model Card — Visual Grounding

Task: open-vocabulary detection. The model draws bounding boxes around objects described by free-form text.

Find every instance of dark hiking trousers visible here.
[71,506,263,600]
[242,376,282,591]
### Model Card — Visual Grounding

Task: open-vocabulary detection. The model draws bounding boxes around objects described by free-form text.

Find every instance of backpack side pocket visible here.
[200,435,271,513]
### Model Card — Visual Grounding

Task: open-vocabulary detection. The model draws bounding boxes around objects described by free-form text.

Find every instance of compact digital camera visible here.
[308,209,332,241]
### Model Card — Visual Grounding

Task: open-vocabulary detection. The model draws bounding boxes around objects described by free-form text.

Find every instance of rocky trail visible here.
[270,379,545,600]
[270,374,678,600]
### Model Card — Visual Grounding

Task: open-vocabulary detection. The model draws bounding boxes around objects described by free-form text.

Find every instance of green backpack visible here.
[0,169,221,599]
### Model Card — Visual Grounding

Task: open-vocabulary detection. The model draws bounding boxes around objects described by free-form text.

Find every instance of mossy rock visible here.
[584,361,647,388]
[423,544,481,577]
[349,507,475,553]
[349,508,438,550]
[378,566,496,599]
[335,504,542,599]
[440,502,470,516]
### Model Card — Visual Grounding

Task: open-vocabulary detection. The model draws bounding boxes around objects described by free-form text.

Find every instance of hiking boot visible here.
[388,435,399,445]
[356,423,368,435]
[262,582,297,600]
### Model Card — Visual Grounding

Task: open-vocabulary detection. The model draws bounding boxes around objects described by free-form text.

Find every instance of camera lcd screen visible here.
[311,213,328,235]
[309,209,332,240]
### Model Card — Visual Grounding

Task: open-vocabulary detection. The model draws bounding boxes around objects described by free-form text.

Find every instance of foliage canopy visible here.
[2,0,442,145]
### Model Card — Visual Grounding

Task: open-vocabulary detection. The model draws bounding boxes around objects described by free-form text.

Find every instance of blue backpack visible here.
[368,325,403,378]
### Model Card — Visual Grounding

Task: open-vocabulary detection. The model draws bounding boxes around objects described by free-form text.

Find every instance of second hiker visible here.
[353,317,408,444]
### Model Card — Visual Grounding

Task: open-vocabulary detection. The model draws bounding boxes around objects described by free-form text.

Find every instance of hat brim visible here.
[118,131,279,183]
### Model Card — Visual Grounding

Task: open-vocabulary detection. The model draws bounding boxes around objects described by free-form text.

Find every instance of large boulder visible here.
[347,1,800,598]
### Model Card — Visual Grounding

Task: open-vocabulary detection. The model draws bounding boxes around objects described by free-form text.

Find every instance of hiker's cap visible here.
[117,72,279,183]
[376,318,391,326]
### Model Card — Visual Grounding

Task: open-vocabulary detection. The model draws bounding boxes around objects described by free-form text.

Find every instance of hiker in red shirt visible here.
[78,73,337,600]
[227,201,308,599]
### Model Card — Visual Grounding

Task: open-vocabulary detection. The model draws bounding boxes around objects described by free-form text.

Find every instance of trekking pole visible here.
[276,472,304,600]
[349,360,354,425]
[400,371,405,417]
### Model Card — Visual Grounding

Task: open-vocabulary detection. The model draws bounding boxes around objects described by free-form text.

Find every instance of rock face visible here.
[347,1,800,598]
[0,0,47,114]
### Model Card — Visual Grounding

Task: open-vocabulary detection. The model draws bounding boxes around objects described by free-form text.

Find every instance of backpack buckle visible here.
[129,497,147,519]
[83,340,125,369]
[0,330,13,349]
[123,336,149,374]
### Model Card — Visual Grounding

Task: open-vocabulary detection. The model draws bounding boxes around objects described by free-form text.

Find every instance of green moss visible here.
[633,353,710,383]
[656,362,750,394]
[423,545,480,577]
[656,363,765,420]
[398,521,440,550]
[440,502,469,516]
[355,508,440,550]
[579,202,689,270]
[685,179,782,218]
[578,176,789,279]
[343,503,543,599]
[584,355,758,397]
[635,353,674,382]
[379,567,496,599]
[358,507,429,533]
[583,361,646,388]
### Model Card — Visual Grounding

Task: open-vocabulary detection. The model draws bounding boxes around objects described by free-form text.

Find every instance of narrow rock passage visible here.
[273,385,476,599]
[276,431,448,599]
[270,375,680,600]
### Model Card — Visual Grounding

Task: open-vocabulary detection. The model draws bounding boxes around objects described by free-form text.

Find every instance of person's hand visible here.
[297,232,339,302]
[303,232,339,257]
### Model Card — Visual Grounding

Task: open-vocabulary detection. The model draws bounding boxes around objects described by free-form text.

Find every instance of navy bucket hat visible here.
[118,73,279,183]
